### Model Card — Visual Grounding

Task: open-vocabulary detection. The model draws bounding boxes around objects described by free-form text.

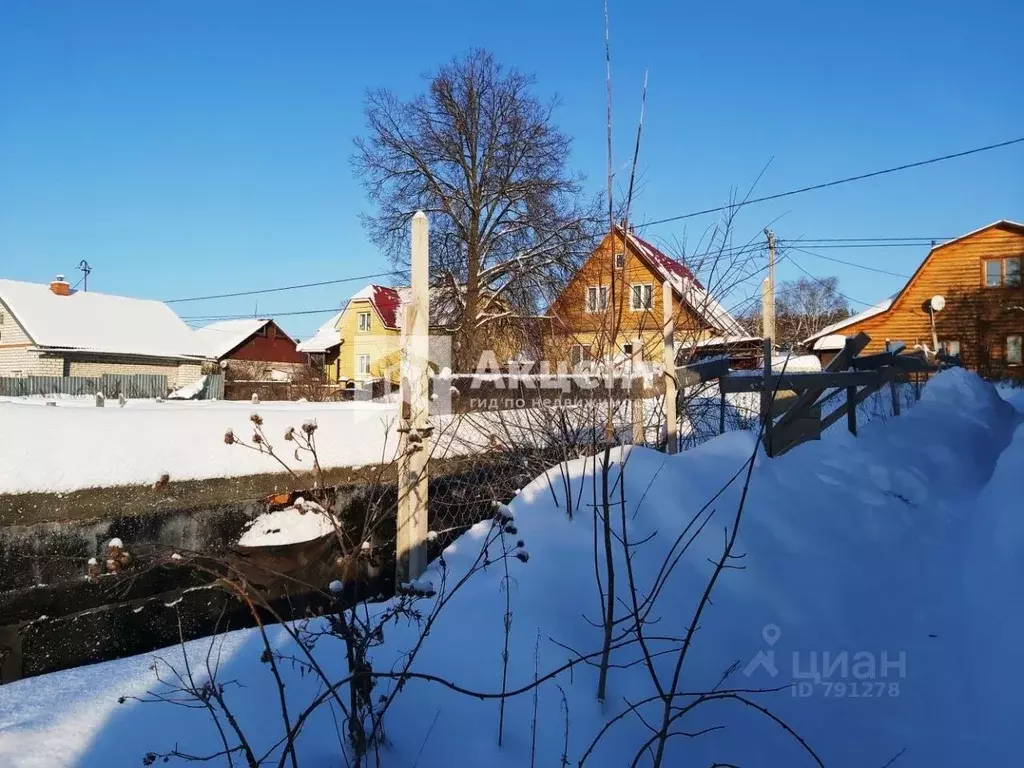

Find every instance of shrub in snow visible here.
[251,393,260,404]
[494,504,514,523]
[118,394,126,407]
[95,392,105,408]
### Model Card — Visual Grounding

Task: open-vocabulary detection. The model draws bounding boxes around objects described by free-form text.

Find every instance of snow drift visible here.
[0,369,1020,767]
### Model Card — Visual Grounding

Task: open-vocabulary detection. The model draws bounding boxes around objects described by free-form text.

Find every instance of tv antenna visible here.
[77,260,92,291]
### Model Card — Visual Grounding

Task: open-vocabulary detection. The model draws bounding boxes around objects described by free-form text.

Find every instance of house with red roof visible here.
[545,225,751,367]
[330,283,407,383]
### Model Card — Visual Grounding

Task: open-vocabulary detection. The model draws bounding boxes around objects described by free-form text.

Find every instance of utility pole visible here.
[762,229,776,345]
[77,260,92,292]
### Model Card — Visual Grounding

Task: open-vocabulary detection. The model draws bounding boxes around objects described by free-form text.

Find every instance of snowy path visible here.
[1,372,1023,767]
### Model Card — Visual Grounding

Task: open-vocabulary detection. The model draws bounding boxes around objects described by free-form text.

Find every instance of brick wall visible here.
[0,299,64,376]
[66,356,204,389]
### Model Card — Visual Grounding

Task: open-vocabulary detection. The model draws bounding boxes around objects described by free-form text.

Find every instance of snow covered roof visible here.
[802,296,896,345]
[350,284,403,330]
[618,227,748,337]
[812,334,848,352]
[193,319,271,359]
[296,311,343,353]
[680,334,761,349]
[0,278,210,360]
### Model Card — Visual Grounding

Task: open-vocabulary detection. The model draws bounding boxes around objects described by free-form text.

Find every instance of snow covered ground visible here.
[1,369,1021,766]
[0,397,403,494]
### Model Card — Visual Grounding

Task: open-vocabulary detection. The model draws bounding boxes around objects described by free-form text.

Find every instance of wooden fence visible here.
[0,373,170,399]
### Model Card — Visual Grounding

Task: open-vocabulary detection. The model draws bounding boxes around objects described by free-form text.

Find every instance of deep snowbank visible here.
[0,369,1018,767]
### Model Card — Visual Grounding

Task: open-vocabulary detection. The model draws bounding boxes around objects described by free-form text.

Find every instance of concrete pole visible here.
[397,211,431,586]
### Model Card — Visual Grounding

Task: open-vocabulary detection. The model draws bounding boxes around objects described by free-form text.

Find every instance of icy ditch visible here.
[0,369,1019,767]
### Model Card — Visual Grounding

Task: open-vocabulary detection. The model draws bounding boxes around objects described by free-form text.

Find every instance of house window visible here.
[614,252,625,270]
[357,354,372,376]
[586,286,609,313]
[622,342,633,356]
[358,312,372,332]
[255,325,268,337]
[984,257,1022,287]
[940,340,961,357]
[630,283,653,311]
[1007,335,1023,366]
[570,344,584,367]
[1008,257,1022,287]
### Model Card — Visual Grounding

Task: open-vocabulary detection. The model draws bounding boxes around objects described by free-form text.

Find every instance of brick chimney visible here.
[49,274,71,296]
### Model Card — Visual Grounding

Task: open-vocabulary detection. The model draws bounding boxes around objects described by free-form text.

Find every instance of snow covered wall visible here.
[0,370,1019,767]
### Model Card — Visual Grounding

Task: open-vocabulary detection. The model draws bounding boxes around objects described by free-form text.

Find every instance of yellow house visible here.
[545,226,749,366]
[334,284,405,383]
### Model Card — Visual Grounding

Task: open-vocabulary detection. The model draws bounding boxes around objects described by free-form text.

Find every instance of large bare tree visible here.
[353,48,599,370]
[743,276,850,349]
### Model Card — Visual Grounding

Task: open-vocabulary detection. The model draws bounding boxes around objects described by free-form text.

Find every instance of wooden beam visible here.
[820,367,900,432]
[674,355,731,388]
[720,370,886,393]
[774,332,870,434]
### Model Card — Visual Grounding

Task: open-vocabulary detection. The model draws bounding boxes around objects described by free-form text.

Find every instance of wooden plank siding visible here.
[808,222,1024,378]
[545,230,712,364]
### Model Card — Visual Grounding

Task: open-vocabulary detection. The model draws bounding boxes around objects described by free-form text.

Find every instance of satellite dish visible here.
[930,295,945,312]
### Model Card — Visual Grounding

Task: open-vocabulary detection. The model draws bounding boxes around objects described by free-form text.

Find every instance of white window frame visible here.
[357,354,372,376]
[613,252,625,270]
[357,311,372,332]
[1007,335,1023,366]
[630,283,653,311]
[586,285,609,313]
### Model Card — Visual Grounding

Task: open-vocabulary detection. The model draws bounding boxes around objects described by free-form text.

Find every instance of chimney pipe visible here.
[50,275,71,296]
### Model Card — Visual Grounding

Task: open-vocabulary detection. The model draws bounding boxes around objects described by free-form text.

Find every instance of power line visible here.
[784,245,912,278]
[182,307,343,322]
[164,270,402,304]
[786,255,879,307]
[638,136,1024,228]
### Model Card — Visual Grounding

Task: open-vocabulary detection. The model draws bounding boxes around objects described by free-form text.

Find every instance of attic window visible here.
[984,257,1022,287]
[358,312,372,332]
[255,325,268,337]
[614,252,625,270]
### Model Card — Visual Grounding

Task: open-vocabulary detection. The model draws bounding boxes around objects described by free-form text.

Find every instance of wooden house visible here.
[195,318,306,380]
[803,220,1024,378]
[544,225,750,367]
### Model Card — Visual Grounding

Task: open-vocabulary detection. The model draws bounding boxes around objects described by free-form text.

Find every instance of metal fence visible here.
[0,374,169,399]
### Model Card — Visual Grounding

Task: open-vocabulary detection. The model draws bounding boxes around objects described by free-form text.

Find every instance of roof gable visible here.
[0,279,209,360]
[802,219,1024,344]
[194,318,271,359]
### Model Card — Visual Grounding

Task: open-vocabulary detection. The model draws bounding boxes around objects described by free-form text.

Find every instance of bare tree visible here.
[743,276,850,350]
[353,48,601,371]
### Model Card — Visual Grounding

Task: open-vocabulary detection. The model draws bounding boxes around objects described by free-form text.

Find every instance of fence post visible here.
[631,344,645,446]
[762,338,773,456]
[885,341,901,416]
[846,386,858,435]
[719,389,727,435]
[663,282,677,454]
[397,211,431,587]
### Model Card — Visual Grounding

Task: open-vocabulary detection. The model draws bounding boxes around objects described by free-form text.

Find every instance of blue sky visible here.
[1,0,1021,339]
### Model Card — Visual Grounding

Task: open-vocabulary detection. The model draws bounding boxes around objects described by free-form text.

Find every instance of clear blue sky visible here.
[1,0,1021,339]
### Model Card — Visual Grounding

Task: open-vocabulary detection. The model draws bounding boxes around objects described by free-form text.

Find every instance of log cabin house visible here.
[544,225,752,368]
[803,220,1024,377]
